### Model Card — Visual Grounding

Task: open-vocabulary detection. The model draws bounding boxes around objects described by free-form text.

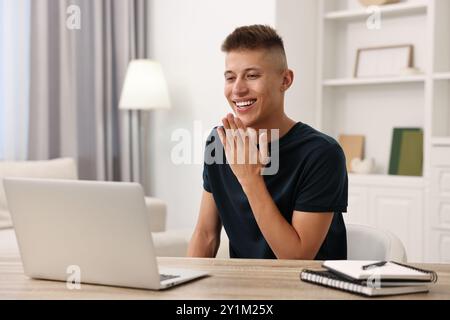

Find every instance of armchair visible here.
[0,158,78,229]
[0,158,188,258]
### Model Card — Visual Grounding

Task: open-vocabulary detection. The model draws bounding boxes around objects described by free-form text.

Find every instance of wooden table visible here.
[1,256,449,299]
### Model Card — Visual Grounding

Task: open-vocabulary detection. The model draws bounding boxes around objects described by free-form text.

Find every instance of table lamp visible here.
[119,59,171,184]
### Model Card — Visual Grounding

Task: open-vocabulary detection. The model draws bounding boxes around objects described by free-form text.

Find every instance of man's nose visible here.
[232,78,248,96]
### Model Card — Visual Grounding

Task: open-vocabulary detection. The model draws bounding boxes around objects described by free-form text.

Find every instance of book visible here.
[300,260,438,297]
[388,128,422,175]
[338,135,365,173]
[397,130,423,176]
[388,128,403,175]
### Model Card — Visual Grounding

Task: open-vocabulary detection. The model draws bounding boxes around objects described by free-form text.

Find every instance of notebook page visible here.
[322,261,432,281]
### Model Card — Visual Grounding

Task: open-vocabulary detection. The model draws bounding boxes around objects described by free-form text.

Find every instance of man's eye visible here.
[225,77,235,82]
[247,74,259,79]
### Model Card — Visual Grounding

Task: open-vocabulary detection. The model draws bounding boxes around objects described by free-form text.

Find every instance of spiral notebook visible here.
[300,270,430,297]
[300,261,438,297]
[322,260,438,282]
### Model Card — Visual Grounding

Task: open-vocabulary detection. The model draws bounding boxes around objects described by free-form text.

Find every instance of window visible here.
[0,0,30,160]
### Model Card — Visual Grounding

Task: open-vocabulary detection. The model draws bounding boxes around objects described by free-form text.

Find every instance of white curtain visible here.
[28,0,150,184]
[0,0,30,161]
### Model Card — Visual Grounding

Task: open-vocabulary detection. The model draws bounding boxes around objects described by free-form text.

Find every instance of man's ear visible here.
[281,69,294,92]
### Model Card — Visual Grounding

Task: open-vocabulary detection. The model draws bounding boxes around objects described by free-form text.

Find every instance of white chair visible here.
[216,224,408,261]
[346,223,407,262]
[216,228,230,258]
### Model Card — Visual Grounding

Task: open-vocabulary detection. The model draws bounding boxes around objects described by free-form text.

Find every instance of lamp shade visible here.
[119,59,171,110]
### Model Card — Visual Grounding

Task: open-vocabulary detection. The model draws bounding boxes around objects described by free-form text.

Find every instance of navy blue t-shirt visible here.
[203,122,348,260]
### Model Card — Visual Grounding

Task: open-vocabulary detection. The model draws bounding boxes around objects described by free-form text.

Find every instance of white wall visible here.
[147,0,318,229]
[276,0,318,127]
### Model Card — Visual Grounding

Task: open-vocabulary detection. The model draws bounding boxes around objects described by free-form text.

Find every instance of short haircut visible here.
[221,25,287,69]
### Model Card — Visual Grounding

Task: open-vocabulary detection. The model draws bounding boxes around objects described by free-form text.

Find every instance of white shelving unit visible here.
[317,0,450,263]
[317,0,430,177]
[431,137,450,146]
[324,1,428,21]
[323,75,425,87]
[348,173,424,188]
[427,0,450,265]
[434,73,450,80]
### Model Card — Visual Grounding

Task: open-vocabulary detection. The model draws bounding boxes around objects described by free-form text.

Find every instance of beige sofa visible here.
[0,158,195,258]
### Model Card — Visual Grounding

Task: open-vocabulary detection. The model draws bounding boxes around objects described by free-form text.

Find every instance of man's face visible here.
[224,49,286,127]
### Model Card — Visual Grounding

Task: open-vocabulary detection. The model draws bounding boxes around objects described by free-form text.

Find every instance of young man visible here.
[187,25,348,260]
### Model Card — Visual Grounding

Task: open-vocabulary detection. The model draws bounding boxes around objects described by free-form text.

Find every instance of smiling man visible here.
[187,25,348,260]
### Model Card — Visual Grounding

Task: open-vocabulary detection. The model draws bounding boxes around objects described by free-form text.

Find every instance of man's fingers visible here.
[247,128,257,144]
[248,128,258,165]
[222,117,238,152]
[259,132,270,165]
[227,113,237,130]
[222,117,230,130]
[223,123,236,163]
[234,117,247,130]
[221,115,268,166]
[235,117,247,146]
[226,114,244,147]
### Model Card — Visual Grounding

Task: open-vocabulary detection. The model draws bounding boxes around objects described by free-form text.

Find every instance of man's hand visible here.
[217,114,269,189]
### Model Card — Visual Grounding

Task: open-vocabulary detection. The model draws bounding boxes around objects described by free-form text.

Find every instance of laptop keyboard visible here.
[160,273,180,282]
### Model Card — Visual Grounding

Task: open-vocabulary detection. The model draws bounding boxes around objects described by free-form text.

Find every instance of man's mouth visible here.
[234,99,257,111]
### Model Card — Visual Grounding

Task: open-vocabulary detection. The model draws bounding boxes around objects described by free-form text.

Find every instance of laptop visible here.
[3,177,207,290]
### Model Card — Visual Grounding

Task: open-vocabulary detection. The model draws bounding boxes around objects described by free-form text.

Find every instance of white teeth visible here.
[235,100,256,108]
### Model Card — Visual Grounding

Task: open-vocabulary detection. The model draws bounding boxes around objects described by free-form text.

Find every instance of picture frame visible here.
[354,44,414,78]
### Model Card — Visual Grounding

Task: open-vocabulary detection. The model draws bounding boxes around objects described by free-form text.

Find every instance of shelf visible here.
[348,174,424,188]
[431,137,450,146]
[324,2,428,21]
[323,76,426,87]
[434,73,450,80]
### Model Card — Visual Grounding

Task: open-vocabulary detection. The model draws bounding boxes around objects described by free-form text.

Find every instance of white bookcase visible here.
[316,0,450,262]
[427,0,450,264]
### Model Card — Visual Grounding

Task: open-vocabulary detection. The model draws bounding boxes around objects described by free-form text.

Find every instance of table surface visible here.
[1,256,449,300]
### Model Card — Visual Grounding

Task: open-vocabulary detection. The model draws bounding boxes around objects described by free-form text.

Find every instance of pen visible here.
[362,261,388,270]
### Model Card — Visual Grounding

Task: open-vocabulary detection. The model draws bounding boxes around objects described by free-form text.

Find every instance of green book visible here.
[388,128,421,175]
[397,130,423,176]
[388,129,403,175]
